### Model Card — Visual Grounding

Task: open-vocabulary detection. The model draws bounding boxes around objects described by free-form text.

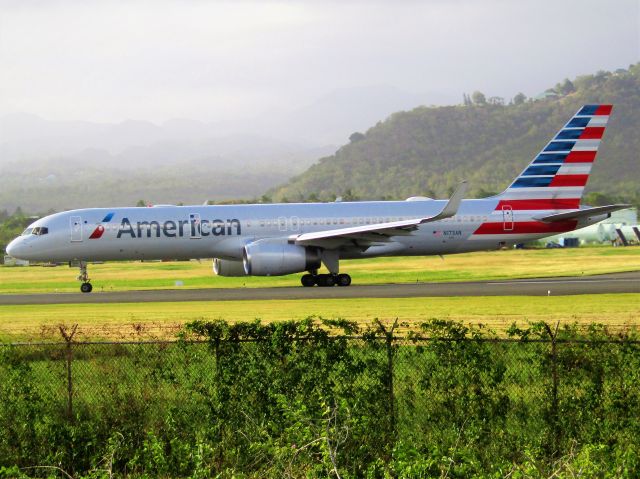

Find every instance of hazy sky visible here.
[0,0,638,123]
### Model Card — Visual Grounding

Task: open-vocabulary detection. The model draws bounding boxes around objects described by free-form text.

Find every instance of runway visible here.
[1,271,639,305]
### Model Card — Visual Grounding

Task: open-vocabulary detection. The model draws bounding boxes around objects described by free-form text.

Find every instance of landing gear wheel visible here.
[316,274,336,287]
[77,261,92,292]
[301,274,316,287]
[336,273,351,287]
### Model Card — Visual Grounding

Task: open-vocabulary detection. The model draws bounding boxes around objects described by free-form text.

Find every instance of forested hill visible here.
[271,65,640,205]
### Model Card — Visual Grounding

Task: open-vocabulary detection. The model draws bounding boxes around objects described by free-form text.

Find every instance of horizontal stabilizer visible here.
[534,204,630,223]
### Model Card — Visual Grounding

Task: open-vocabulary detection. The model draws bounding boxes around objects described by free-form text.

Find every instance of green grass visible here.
[2,246,639,294]
[2,293,639,342]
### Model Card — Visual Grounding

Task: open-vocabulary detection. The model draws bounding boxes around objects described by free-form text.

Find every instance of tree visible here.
[471,91,486,105]
[558,79,575,95]
[462,93,472,106]
[136,199,147,207]
[349,132,366,143]
[513,92,526,105]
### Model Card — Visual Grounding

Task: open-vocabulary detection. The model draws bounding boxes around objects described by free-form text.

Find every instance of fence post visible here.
[543,321,560,459]
[59,324,78,421]
[375,318,399,451]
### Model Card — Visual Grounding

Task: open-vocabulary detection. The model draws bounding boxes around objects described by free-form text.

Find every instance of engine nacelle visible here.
[243,239,321,276]
[212,258,248,277]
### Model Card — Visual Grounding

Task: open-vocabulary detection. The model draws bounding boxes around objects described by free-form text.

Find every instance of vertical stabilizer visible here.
[497,104,612,211]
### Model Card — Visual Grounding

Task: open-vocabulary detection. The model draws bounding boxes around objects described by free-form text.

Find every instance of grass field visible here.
[1,246,639,294]
[1,246,639,341]
[1,294,639,342]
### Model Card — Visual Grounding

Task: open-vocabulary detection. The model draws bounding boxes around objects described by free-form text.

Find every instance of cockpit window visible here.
[22,227,49,236]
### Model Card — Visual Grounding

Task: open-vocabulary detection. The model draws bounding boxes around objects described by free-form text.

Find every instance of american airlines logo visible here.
[89,212,115,239]
[115,217,241,239]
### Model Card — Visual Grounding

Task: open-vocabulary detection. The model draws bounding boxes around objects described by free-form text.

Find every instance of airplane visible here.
[6,104,629,292]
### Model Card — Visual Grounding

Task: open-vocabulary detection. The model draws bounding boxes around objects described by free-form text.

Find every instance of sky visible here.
[0,0,638,124]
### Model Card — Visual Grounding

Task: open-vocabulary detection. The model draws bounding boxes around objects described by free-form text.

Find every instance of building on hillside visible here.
[534,89,559,101]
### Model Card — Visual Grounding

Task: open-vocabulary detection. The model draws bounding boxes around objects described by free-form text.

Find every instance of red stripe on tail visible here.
[594,105,613,115]
[549,174,589,187]
[579,127,605,139]
[565,151,597,163]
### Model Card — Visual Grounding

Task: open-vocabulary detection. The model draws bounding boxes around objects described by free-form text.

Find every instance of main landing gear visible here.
[300,273,351,287]
[77,261,93,293]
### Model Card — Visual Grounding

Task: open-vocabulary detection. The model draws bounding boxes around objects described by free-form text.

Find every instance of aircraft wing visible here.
[534,204,631,223]
[289,182,467,248]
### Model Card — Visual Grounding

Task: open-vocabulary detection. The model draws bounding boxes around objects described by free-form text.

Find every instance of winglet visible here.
[420,181,467,224]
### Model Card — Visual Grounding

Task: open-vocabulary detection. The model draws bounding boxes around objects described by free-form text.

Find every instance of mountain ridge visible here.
[270,65,640,205]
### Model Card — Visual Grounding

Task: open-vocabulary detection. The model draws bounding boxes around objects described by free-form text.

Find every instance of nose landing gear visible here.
[77,261,93,293]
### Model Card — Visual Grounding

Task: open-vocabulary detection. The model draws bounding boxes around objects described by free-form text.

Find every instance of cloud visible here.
[0,0,638,123]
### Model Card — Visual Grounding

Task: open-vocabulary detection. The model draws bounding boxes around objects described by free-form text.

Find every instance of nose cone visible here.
[6,238,26,259]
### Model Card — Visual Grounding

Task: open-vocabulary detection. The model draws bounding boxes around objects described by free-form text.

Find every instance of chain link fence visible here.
[1,320,639,477]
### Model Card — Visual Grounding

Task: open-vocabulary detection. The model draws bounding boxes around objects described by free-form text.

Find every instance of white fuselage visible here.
[6,198,602,264]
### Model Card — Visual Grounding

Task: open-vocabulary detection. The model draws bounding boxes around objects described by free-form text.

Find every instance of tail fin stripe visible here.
[587,116,608,127]
[578,105,600,115]
[502,188,583,199]
[512,177,553,188]
[566,117,591,128]
[523,165,562,176]
[549,174,589,187]
[577,104,613,116]
[556,129,584,140]
[579,127,605,139]
[534,153,568,164]
[565,151,596,163]
[594,105,613,115]
[557,164,591,175]
[571,139,600,150]
[496,199,581,210]
[544,141,575,152]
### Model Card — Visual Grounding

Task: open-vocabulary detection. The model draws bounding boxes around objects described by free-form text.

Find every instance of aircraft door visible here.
[70,216,83,242]
[278,216,287,232]
[502,205,514,231]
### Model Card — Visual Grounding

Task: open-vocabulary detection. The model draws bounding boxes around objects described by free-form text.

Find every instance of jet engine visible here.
[212,258,248,277]
[243,239,321,276]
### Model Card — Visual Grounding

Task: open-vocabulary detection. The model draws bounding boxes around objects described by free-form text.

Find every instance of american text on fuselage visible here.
[116,217,241,239]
